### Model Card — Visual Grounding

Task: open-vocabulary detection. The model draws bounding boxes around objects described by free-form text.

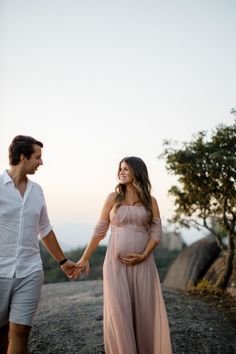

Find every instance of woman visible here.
[75,156,172,354]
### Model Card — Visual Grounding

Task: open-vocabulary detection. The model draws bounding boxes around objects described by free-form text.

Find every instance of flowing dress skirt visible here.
[103,206,172,354]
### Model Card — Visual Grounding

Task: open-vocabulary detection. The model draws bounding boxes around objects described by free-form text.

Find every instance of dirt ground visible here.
[28,280,236,354]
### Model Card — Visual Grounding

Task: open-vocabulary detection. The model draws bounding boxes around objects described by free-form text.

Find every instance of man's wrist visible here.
[58,257,68,266]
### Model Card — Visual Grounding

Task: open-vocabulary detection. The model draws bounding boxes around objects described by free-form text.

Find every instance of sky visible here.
[1,0,235,250]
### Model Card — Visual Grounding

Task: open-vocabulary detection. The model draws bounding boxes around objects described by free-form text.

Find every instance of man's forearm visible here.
[41,229,65,262]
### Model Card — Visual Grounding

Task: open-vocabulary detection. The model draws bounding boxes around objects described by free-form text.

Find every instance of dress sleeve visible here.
[149,218,162,244]
[91,219,110,240]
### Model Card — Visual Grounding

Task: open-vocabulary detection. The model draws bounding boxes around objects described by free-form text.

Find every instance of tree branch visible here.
[203,218,226,250]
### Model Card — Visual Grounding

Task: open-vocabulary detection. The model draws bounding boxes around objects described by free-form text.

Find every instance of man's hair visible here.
[9,135,43,166]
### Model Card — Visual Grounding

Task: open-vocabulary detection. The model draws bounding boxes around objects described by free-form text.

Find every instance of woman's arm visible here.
[75,192,115,275]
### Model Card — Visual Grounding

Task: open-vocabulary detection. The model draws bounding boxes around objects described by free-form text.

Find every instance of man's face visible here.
[23,144,43,174]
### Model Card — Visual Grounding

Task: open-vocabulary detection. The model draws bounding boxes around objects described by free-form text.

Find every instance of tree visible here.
[161,121,236,288]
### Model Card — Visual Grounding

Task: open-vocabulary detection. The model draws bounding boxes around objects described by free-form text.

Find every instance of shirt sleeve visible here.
[91,219,110,240]
[149,218,162,244]
[37,188,53,238]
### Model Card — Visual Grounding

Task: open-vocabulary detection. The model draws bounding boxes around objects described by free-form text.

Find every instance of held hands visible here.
[73,258,90,279]
[118,253,146,266]
[60,259,90,280]
[60,259,78,279]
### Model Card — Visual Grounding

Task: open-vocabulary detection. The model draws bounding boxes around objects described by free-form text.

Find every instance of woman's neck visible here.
[124,185,139,205]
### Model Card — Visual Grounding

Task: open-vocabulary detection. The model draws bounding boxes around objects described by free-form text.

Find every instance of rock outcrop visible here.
[163,236,220,290]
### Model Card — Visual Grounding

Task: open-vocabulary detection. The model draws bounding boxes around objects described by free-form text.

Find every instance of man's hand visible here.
[118,253,146,266]
[60,260,78,279]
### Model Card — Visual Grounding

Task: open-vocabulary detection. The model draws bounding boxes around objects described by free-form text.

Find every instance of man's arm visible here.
[41,229,76,278]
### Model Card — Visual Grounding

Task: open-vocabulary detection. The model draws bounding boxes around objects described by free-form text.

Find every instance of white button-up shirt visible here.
[0,170,52,278]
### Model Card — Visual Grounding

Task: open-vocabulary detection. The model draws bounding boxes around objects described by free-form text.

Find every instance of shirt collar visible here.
[3,170,13,185]
[2,169,33,188]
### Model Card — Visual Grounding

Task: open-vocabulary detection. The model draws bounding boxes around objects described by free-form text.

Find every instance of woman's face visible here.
[118,161,134,185]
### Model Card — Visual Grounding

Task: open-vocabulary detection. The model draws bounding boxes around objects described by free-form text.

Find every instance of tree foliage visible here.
[161,121,236,287]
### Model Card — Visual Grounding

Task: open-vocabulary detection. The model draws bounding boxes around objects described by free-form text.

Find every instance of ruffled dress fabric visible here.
[92,206,172,354]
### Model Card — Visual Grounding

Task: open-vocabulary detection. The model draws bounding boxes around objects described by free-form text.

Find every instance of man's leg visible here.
[9,271,44,353]
[7,323,31,354]
[0,323,9,354]
[0,276,13,354]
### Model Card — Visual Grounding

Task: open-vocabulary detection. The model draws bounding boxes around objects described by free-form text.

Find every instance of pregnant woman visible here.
[75,156,172,354]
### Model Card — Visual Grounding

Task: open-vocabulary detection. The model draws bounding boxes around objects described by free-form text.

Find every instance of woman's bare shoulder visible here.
[104,192,116,207]
[151,196,160,218]
[99,192,117,220]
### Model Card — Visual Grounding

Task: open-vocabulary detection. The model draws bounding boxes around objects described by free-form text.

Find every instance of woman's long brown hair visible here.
[114,156,153,224]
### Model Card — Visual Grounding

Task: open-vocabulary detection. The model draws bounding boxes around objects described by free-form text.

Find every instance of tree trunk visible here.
[216,232,235,289]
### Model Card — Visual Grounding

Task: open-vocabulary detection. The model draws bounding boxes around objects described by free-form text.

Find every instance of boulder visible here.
[163,236,220,290]
[204,253,236,297]
[203,255,225,284]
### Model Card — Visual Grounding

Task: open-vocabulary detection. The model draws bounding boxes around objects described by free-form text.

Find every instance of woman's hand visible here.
[118,253,146,266]
[73,258,90,278]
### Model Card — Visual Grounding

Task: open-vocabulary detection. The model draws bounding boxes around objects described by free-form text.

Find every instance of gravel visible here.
[28,280,236,354]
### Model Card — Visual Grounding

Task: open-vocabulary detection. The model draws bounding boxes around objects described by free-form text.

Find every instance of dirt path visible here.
[28,280,236,354]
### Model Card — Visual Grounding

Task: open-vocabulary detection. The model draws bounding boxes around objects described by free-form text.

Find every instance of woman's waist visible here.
[111,224,148,233]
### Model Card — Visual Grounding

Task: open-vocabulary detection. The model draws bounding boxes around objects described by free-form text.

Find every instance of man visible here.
[0,135,77,354]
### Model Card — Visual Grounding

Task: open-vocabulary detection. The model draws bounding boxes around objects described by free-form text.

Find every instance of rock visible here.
[204,255,225,284]
[204,254,236,298]
[163,236,220,290]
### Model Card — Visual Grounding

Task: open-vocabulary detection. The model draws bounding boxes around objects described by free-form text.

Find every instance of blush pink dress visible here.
[92,206,172,354]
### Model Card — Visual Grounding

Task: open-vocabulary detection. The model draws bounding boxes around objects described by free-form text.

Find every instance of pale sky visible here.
[1,0,235,249]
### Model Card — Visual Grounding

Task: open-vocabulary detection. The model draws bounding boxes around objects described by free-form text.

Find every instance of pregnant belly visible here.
[114,229,149,257]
